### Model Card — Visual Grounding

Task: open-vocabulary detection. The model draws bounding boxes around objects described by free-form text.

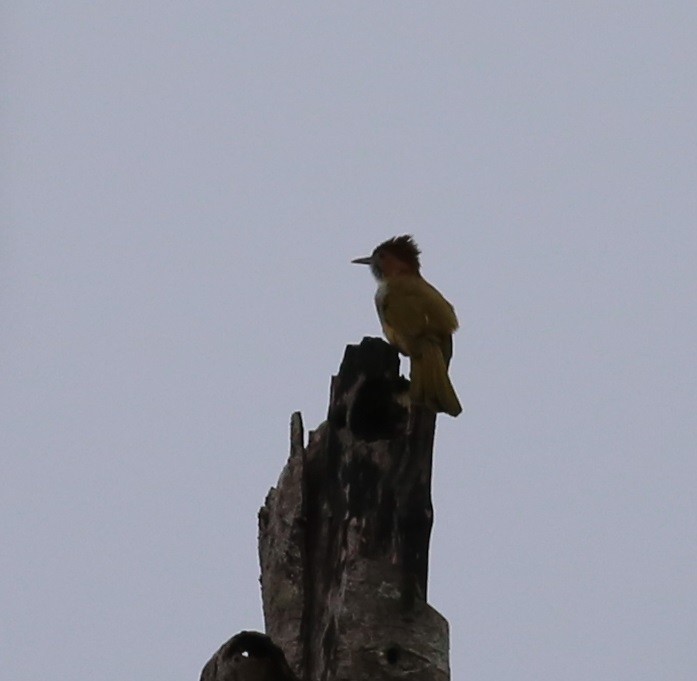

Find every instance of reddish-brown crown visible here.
[374,235,421,273]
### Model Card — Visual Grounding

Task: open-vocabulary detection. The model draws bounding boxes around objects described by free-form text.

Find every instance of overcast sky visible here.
[2,3,696,680]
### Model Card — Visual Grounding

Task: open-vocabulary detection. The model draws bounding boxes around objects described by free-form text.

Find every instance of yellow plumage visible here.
[353,235,462,417]
[377,276,462,416]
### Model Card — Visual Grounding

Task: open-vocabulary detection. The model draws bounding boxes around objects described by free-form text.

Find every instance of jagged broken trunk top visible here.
[258,337,450,681]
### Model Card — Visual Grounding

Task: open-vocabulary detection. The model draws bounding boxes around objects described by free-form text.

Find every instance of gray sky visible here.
[2,3,696,680]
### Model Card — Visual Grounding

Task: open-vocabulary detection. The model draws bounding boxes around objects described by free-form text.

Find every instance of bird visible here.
[352,235,462,417]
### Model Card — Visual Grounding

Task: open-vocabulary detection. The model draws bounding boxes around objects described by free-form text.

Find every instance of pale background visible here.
[2,3,696,680]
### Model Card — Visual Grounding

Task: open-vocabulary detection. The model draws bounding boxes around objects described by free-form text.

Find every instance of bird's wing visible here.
[380,284,429,337]
[380,278,457,360]
[422,280,459,333]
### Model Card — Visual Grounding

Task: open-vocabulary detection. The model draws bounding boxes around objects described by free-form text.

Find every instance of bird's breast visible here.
[374,282,408,354]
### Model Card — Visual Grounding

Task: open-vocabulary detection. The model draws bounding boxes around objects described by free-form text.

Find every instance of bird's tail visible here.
[409,340,462,417]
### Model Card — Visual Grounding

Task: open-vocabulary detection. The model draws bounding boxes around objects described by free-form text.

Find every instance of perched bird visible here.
[352,235,462,416]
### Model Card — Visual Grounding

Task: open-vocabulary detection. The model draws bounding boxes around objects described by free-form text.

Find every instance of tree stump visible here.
[200,631,299,681]
[257,337,450,681]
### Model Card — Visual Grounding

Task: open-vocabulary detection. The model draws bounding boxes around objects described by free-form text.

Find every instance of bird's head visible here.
[352,235,421,280]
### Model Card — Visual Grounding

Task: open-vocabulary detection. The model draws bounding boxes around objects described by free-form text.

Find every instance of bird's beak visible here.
[351,256,372,265]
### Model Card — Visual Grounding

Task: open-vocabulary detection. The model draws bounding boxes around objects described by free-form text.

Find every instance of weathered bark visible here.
[200,631,299,681]
[257,337,450,681]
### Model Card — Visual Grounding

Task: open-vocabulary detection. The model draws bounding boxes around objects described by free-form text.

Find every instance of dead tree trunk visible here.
[257,337,450,680]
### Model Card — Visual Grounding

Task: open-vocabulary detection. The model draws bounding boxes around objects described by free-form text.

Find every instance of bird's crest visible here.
[376,235,421,272]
